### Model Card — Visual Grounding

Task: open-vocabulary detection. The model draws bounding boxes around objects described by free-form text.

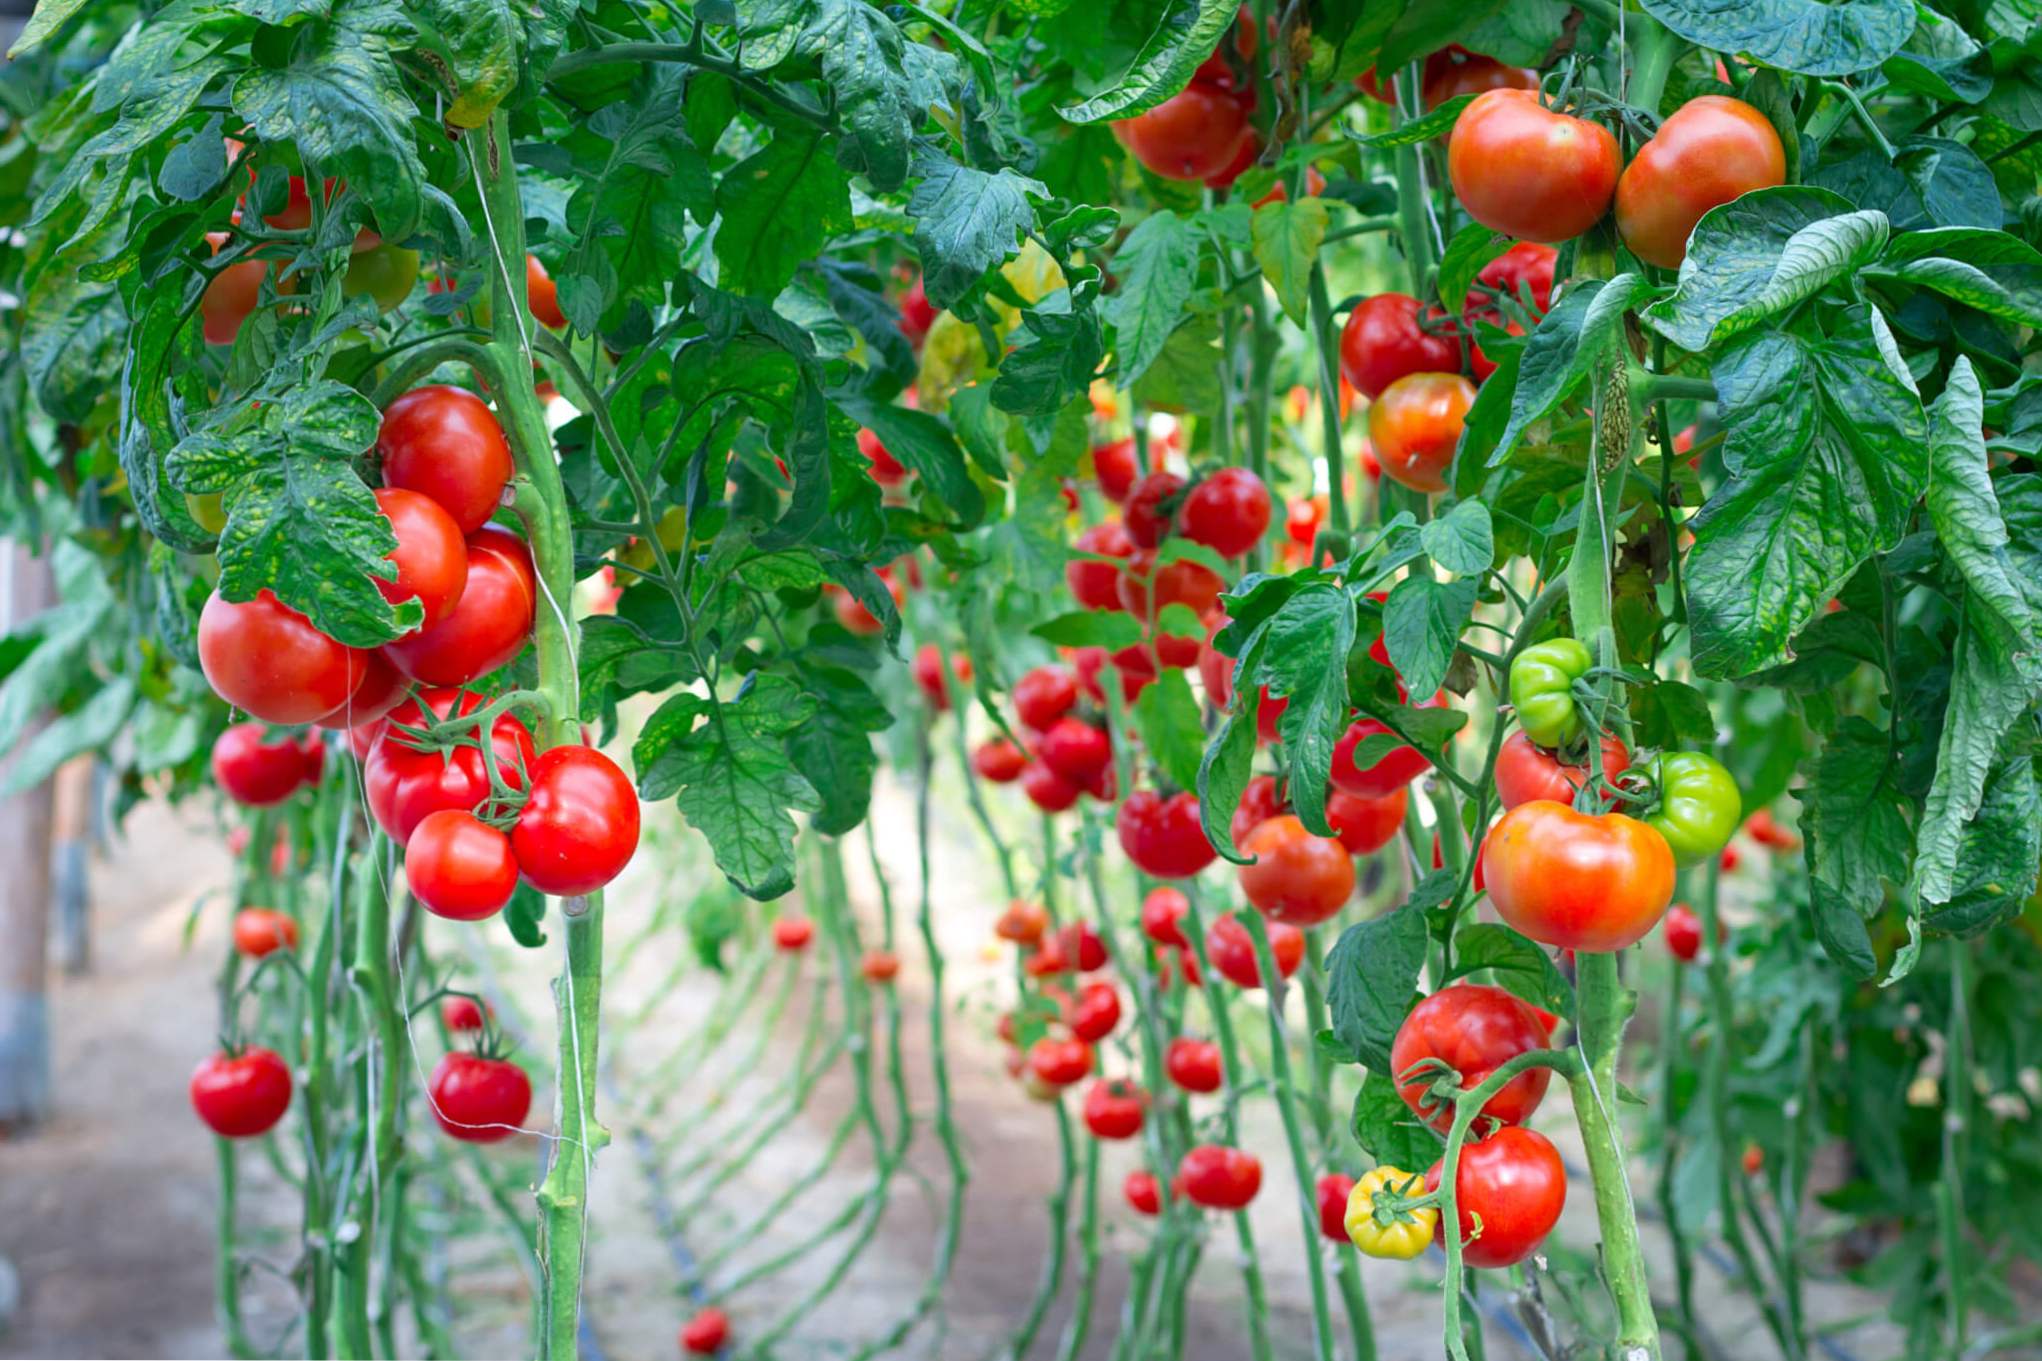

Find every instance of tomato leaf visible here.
[1639,0,1914,78]
[1448,923,1574,1017]
[715,130,853,298]
[788,667,892,837]
[1492,274,1648,464]
[1250,197,1328,325]
[1797,717,1910,978]
[1032,611,1144,650]
[1197,694,1260,864]
[1054,0,1241,124]
[1132,668,1205,795]
[1418,499,1493,577]
[1862,227,2042,328]
[1326,906,1430,1073]
[1435,223,1510,321]
[1264,583,1357,837]
[836,395,984,527]
[908,153,1048,310]
[1345,94,1473,148]
[1382,575,1475,702]
[1350,1070,1442,1170]
[1104,210,1201,386]
[1920,754,2041,940]
[992,306,1106,416]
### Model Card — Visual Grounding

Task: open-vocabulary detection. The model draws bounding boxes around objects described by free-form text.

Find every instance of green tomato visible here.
[1508,638,1592,749]
[186,491,228,534]
[341,244,420,313]
[1640,751,1741,867]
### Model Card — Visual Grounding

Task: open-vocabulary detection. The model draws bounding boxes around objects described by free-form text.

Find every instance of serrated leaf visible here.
[1863,227,2042,328]
[1326,907,1430,1073]
[1104,210,1200,385]
[1265,584,1356,837]
[715,129,853,298]
[1382,575,1475,701]
[1132,667,1205,793]
[1056,0,1240,124]
[909,150,1046,308]
[1197,699,1259,863]
[1250,197,1328,325]
[1418,499,1493,576]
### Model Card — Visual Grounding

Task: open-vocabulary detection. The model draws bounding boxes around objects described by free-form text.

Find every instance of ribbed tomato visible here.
[1493,730,1629,810]
[1481,800,1676,951]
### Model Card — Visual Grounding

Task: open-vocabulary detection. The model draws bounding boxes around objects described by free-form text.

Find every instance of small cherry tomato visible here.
[858,427,909,486]
[1391,983,1556,1134]
[1663,902,1703,962]
[1014,666,1081,731]
[1177,1145,1262,1210]
[526,255,566,329]
[1123,471,1185,548]
[1081,1078,1147,1140]
[1177,467,1271,559]
[1743,806,1800,851]
[372,487,469,635]
[1117,789,1218,879]
[1020,761,1082,813]
[1205,913,1303,989]
[1067,521,1135,610]
[1027,1035,1094,1088]
[1091,438,1139,502]
[1068,980,1122,1043]
[1141,886,1190,948]
[1124,1169,1163,1216]
[1165,1036,1224,1093]
[1426,1126,1566,1268]
[994,899,1050,946]
[773,917,814,951]
[973,738,1028,783]
[911,643,970,711]
[407,810,519,921]
[442,996,489,1032]
[680,1306,730,1355]
[862,949,901,983]
[1035,717,1112,788]
[1116,549,1222,624]
[1237,815,1355,926]
[1366,372,1475,494]
[362,687,536,843]
[1448,89,1620,243]
[190,1046,293,1138]
[1741,1143,1765,1176]
[1481,800,1676,951]
[232,907,299,958]
[1316,1173,1357,1242]
[212,722,322,806]
[428,1051,532,1143]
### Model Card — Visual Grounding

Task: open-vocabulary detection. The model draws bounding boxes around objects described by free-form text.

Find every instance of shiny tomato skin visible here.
[1229,774,1287,847]
[973,737,1028,783]
[773,916,814,950]
[1421,53,1537,109]
[1237,815,1355,926]
[1141,886,1190,947]
[1178,1145,1262,1210]
[1069,979,1122,1043]
[1177,467,1271,558]
[190,1047,293,1138]
[1329,785,1408,855]
[1391,983,1555,1133]
[1074,643,1157,706]
[341,243,420,313]
[1035,717,1111,788]
[314,649,407,732]
[1470,241,1557,315]
[1165,1036,1223,1093]
[1317,1173,1357,1242]
[373,488,468,634]
[233,907,299,958]
[1426,1127,1566,1268]
[1205,912,1303,989]
[1117,789,1218,879]
[1014,666,1080,731]
[994,898,1049,946]
[1493,730,1629,810]
[1125,1170,1163,1216]
[1615,96,1786,269]
[858,427,908,486]
[1340,294,1463,400]
[1028,1036,1094,1087]
[1123,471,1185,549]
[679,1307,730,1356]
[406,810,520,921]
[1285,495,1326,547]
[213,722,317,805]
[199,589,366,725]
[1020,760,1082,812]
[1116,549,1223,622]
[1091,438,1139,502]
[1082,1078,1147,1140]
[510,745,641,897]
[1118,83,1253,182]
[1367,372,1476,494]
[382,528,534,686]
[1331,710,1434,800]
[1481,800,1677,951]
[1448,89,1620,242]
[377,386,514,535]
[362,688,537,843]
[428,1051,532,1142]
[1067,521,1135,610]
[442,996,487,1031]
[525,255,566,329]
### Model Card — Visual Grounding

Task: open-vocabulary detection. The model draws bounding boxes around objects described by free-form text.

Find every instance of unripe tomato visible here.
[1165,1036,1223,1093]
[1068,980,1122,1042]
[373,488,468,634]
[1366,372,1475,494]
[1020,760,1082,812]
[341,243,420,312]
[1027,1035,1094,1088]
[1177,1144,1261,1209]
[382,528,535,686]
[1493,730,1629,810]
[1123,471,1185,548]
[1316,1173,1357,1242]
[897,276,938,346]
[1067,521,1135,610]
[1615,96,1786,269]
[1035,717,1111,787]
[442,996,489,1032]
[1205,912,1302,989]
[1176,467,1271,558]
[1140,886,1190,948]
[510,745,642,897]
[1481,800,1676,951]
[858,427,908,486]
[1636,750,1742,868]
[861,949,901,983]
[362,687,537,842]
[525,255,566,329]
[428,1051,532,1142]
[679,1307,730,1355]
[1124,1170,1163,1216]
[1081,1078,1147,1140]
[1425,1126,1566,1268]
[212,722,320,805]
[1663,902,1703,961]
[1091,438,1139,502]
[407,810,519,921]
[1117,83,1252,182]
[1237,815,1356,925]
[1421,52,1536,109]
[199,589,366,725]
[1014,666,1080,731]
[773,917,814,950]
[1116,789,1217,879]
[1448,90,1620,242]
[911,643,970,710]
[994,898,1049,946]
[1391,983,1556,1133]
[1116,550,1222,623]
[1339,295,1463,401]
[972,737,1028,783]
[233,907,299,958]
[191,1046,293,1138]
[377,386,514,536]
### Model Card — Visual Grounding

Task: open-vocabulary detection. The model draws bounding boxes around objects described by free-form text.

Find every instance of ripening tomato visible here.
[1663,902,1703,961]
[341,243,420,313]
[1035,717,1111,788]
[973,737,1027,783]
[1141,886,1190,948]
[1165,1036,1223,1093]
[994,898,1049,946]
[1493,730,1629,810]
[1116,789,1216,878]
[314,649,408,731]
[442,995,488,1032]
[1330,785,1408,855]
[679,1307,730,1356]
[212,722,319,805]
[200,590,367,725]
[1020,760,1082,812]
[898,276,938,345]
[911,643,970,710]
[1125,1170,1163,1216]
[858,427,908,486]
[1205,912,1303,989]
[1123,471,1185,549]
[1238,815,1356,926]
[1483,800,1676,951]
[1741,1143,1765,1176]
[362,687,537,842]
[1391,984,1555,1133]
[428,1052,531,1142]
[382,528,535,685]
[510,745,641,896]
[1426,1127,1566,1268]
[1014,666,1080,731]
[1117,550,1223,623]
[1082,1078,1147,1140]
[1178,1145,1262,1210]
[377,386,514,536]
[233,907,299,958]
[1317,1173,1357,1242]
[1340,295,1464,401]
[861,949,901,983]
[525,255,566,329]
[1091,438,1139,502]
[191,1046,293,1138]
[373,488,469,635]
[201,235,270,346]
[1367,372,1475,494]
[1067,521,1135,610]
[1177,467,1271,558]
[773,917,814,950]
[1118,83,1253,182]
[1615,96,1786,269]
[1421,52,1537,108]
[407,810,519,921]
[1448,90,1620,242]
[1028,1035,1094,1088]
[1069,980,1122,1042]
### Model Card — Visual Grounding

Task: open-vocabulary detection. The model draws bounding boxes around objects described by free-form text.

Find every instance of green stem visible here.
[1568,952,1661,1360]
[1054,1135,1103,1361]
[212,1136,255,1359]
[1939,937,1972,1351]
[1308,265,1353,548]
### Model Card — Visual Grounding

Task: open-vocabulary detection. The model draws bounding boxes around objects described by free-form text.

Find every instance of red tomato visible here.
[1124,1170,1164,1216]
[1237,814,1355,925]
[1422,52,1537,108]
[428,1052,532,1142]
[190,1046,293,1138]
[1177,1145,1261,1210]
[1663,902,1703,961]
[1741,1143,1765,1176]
[1020,760,1082,813]
[897,276,938,345]
[1035,717,1111,788]
[1190,5,1258,89]
[861,949,901,983]
[858,427,908,486]
[994,899,1049,946]
[442,996,488,1032]
[680,1307,730,1356]
[1014,666,1080,731]
[1448,90,1620,242]
[1177,467,1271,558]
[1331,710,1434,800]
[1391,983,1555,1133]
[199,590,366,725]
[912,643,970,710]
[1493,730,1629,810]
[1118,83,1253,182]
[1081,1078,1147,1140]
[1469,241,1557,316]
[1316,1173,1357,1242]
[1067,521,1135,610]
[212,722,319,805]
[1367,372,1475,494]
[1340,295,1464,401]
[232,907,299,958]
[1615,96,1786,269]
[773,917,814,950]
[1205,912,1303,989]
[1285,496,1326,547]
[373,488,469,634]
[1481,800,1677,951]
[972,737,1028,783]
[1250,165,1328,207]
[1123,471,1185,548]
[1069,980,1122,1042]
[377,386,514,535]
[1117,789,1217,879]
[382,528,534,685]
[1719,843,1741,873]
[510,745,641,896]
[1091,438,1139,502]
[1426,1127,1566,1268]
[314,649,408,732]
[1116,550,1222,623]
[526,255,566,329]
[201,233,270,346]
[406,810,520,921]
[1330,785,1408,855]
[1165,1036,1223,1093]
[362,688,536,842]
[1071,643,1155,707]
[1057,920,1109,972]
[1744,807,1800,850]
[1028,1035,1094,1088]
[1140,886,1190,948]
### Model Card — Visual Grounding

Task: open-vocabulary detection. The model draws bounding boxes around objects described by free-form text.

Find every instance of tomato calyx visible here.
[1351,1165,1436,1238]
[379,688,551,825]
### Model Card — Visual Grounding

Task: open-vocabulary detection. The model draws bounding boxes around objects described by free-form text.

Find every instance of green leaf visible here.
[1350,1070,1442,1170]
[1055,0,1240,124]
[1494,275,1649,462]
[1130,314,1222,417]
[1418,499,1493,576]
[1799,717,1911,973]
[1685,308,1927,679]
[1642,187,1887,354]
[9,0,90,57]
[1382,575,1475,702]
[1265,584,1357,837]
[836,396,984,527]
[908,153,1048,309]
[1250,197,1328,325]
[1132,668,1205,794]
[715,129,853,298]
[1632,679,1719,749]
[1810,138,2002,233]
[1925,360,2033,642]
[1639,0,1914,77]
[1326,907,1430,1073]
[1031,610,1144,649]
[1105,210,1201,385]
[1920,754,2040,939]
[1436,223,1509,319]
[1197,700,1259,864]
[794,0,920,192]
[1882,6,1991,104]
[407,0,520,127]
[1449,923,1574,1016]
[992,307,1106,416]
[1348,94,1472,148]
[1863,227,2042,328]
[788,667,893,837]
[1,675,135,796]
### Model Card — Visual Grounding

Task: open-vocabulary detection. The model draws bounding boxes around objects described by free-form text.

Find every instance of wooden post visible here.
[52,756,94,975]
[0,539,56,1132]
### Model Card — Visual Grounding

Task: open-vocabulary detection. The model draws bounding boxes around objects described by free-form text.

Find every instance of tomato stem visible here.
[1567,951,1661,1359]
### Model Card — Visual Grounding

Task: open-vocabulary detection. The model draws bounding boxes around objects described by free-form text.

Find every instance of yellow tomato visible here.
[1345,1165,1438,1260]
